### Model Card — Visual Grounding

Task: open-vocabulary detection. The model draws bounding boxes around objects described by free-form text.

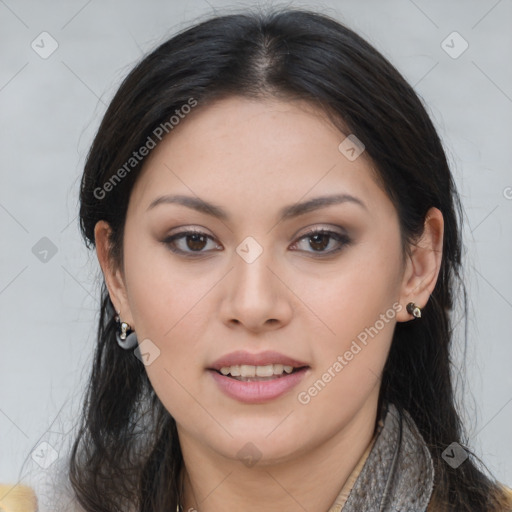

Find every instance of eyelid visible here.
[295,224,347,238]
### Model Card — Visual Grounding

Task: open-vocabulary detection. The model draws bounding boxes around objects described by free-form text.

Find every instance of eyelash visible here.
[162,227,351,258]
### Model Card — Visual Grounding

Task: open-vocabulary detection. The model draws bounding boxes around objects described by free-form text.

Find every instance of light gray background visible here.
[1,0,511,505]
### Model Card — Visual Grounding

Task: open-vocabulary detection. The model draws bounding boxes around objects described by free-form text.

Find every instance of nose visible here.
[219,246,294,333]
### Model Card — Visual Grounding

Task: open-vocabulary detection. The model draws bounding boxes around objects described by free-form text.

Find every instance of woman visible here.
[68,8,511,512]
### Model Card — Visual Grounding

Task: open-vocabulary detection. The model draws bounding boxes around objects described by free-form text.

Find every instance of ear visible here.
[94,220,135,327]
[396,207,444,322]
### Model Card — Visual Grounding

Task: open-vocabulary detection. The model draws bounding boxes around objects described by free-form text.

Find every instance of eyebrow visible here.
[146,193,367,221]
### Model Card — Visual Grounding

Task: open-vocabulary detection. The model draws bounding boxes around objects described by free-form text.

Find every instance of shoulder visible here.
[1,482,87,512]
[503,485,512,507]
[426,484,512,511]
[0,484,37,511]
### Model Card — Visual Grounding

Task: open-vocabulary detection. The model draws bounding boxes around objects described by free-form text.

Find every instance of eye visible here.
[163,227,351,258]
[291,228,351,256]
[163,229,222,256]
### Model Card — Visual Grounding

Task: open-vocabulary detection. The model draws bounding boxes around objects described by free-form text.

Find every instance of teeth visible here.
[240,364,256,377]
[219,364,297,377]
[256,364,274,377]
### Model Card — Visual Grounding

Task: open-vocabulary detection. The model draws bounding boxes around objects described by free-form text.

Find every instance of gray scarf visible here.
[341,403,435,511]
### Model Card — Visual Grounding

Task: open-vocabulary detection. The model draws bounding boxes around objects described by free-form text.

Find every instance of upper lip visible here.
[208,350,309,371]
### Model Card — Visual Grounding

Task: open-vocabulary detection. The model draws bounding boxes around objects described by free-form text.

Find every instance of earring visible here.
[406,302,422,319]
[115,312,138,349]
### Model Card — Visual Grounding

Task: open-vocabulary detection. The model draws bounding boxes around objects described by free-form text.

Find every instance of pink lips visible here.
[208,350,310,404]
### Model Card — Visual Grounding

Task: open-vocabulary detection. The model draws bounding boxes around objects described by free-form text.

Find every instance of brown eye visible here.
[163,230,221,256]
[308,232,331,251]
[185,233,208,251]
[292,229,351,255]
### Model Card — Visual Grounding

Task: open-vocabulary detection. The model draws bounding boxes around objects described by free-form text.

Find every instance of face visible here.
[98,96,436,467]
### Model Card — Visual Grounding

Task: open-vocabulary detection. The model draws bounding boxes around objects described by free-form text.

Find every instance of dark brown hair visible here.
[72,7,510,511]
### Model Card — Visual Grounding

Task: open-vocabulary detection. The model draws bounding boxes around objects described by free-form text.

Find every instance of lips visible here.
[207,350,310,403]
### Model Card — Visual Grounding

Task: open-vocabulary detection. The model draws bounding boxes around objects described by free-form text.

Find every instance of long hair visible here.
[72,8,510,511]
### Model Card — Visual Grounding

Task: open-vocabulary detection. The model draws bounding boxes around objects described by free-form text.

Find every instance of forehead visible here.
[128,96,391,221]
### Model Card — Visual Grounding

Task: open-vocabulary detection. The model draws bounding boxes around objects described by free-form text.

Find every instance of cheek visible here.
[295,281,398,435]
[121,231,217,413]
[123,230,206,339]
[303,239,402,348]
[295,230,402,401]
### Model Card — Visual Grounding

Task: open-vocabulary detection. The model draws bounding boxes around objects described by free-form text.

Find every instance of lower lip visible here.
[208,367,309,404]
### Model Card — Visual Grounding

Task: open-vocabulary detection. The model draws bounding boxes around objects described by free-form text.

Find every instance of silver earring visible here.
[115,312,138,349]
[406,302,422,319]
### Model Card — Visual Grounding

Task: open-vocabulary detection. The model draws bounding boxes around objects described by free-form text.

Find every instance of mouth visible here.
[207,350,310,403]
[212,364,309,382]
[208,363,310,404]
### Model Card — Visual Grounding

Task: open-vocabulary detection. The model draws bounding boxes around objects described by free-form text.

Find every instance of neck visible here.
[177,401,378,512]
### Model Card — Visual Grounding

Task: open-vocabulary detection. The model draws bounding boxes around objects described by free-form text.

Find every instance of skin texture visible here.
[95,96,444,511]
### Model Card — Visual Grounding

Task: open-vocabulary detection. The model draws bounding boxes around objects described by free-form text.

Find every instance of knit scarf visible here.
[341,403,435,511]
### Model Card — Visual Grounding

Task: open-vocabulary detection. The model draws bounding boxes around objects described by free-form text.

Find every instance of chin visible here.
[207,429,309,467]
